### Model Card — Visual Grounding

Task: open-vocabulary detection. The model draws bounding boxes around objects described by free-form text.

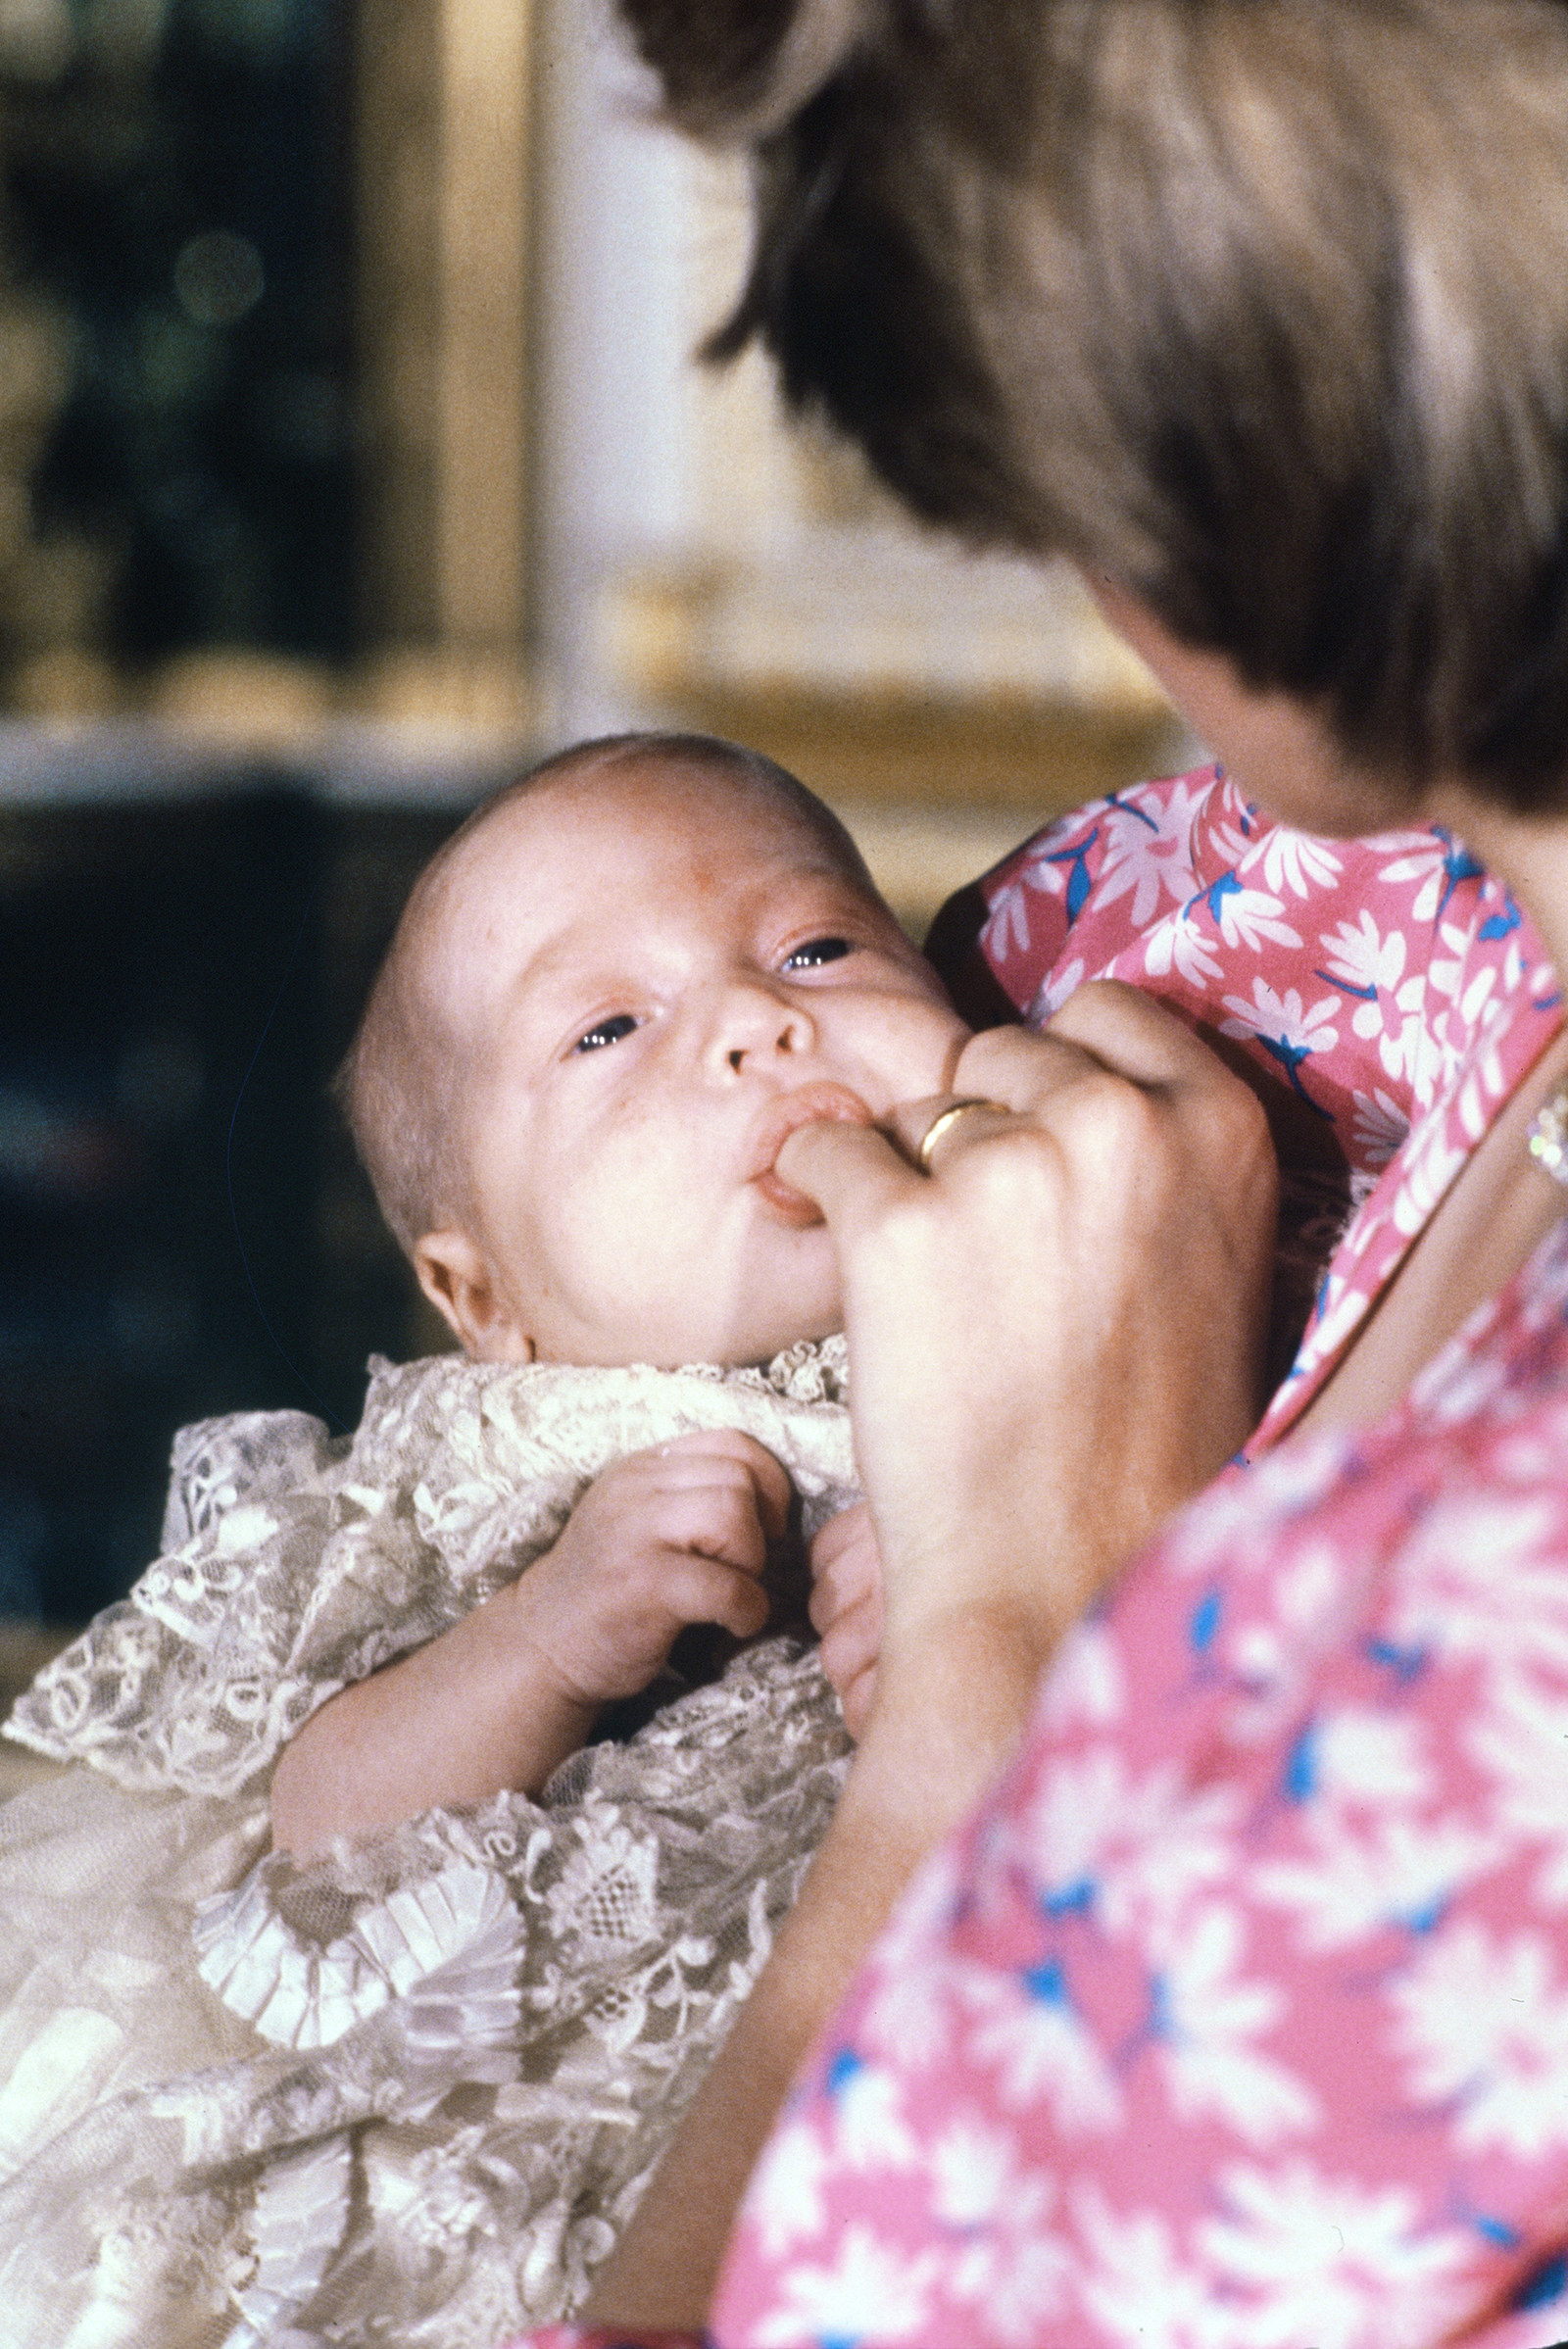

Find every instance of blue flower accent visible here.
[1432,829,1486,922]
[1250,1030,1333,1114]
[1042,821,1101,918]
[1103,791,1161,832]
[1365,1635,1429,1684]
[1145,1971,1176,2042]
[1043,1876,1096,1920]
[825,2046,864,2099]
[1021,1958,1071,2007]
[1317,971,1378,1002]
[1185,868,1244,927]
[1284,1722,1318,1802]
[1511,2252,1568,2312]
[1190,1589,1223,1655]
[1478,891,1523,943]
[1395,1891,1448,1936]
[1472,2213,1523,2251]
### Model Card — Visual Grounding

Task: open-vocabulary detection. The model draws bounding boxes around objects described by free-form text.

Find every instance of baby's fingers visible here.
[656,1551,772,1642]
[645,1476,774,1577]
[649,1430,793,1543]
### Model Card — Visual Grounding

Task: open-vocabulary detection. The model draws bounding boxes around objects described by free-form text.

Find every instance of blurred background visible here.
[0,0,1194,1667]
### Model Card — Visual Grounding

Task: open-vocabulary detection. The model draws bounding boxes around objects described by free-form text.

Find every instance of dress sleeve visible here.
[706,1226,1568,2348]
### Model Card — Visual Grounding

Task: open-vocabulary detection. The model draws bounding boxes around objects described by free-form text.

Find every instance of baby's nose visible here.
[715,982,816,1071]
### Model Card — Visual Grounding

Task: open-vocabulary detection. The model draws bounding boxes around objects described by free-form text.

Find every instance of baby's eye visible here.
[782,936,854,971]
[572,1013,639,1054]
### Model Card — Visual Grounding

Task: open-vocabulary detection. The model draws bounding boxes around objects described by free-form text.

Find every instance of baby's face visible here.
[416,760,970,1366]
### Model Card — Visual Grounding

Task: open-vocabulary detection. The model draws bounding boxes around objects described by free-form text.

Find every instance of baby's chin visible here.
[527,1307,843,1373]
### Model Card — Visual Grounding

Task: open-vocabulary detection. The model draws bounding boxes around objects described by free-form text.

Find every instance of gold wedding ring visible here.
[915,1097,1008,1174]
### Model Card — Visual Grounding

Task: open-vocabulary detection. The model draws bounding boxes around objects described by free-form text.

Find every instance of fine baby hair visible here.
[336,730,878,1258]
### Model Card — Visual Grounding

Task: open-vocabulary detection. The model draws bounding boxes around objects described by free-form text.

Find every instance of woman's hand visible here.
[809,1501,883,1737]
[581,984,1277,2329]
[777,980,1279,1696]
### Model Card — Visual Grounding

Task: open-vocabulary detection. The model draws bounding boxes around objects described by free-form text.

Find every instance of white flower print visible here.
[1254,1809,1496,1953]
[1312,1707,1434,1806]
[1248,824,1345,901]
[1428,917,1472,1003]
[1350,1087,1409,1171]
[1198,2159,1474,2349]
[1157,1440,1349,1587]
[751,2220,942,2346]
[1013,811,1096,895]
[960,1962,1124,2134]
[827,2052,922,2172]
[858,1847,963,2076]
[1390,1493,1568,1682]
[1378,829,1486,924]
[1388,1005,1446,1106]
[927,2114,1034,2230]
[1226,1542,1349,1721]
[1094,784,1208,927]
[1073,2185,1246,2349]
[1148,1903,1319,2146]
[1460,959,1500,1031]
[981,878,1036,965]
[747,2118,830,2257]
[1209,881,1302,957]
[984,809,1103,968]
[1144,908,1226,989]
[1036,1613,1125,1732]
[949,2229,1075,2348]
[1468,1675,1568,1906]
[1290,1274,1374,1385]
[1011,1746,1241,1944]
[1390,1920,1568,2159]
[931,2120,1073,2346]
[1391,1117,1469,1237]
[1318,910,1408,999]
[1220,982,1341,1091]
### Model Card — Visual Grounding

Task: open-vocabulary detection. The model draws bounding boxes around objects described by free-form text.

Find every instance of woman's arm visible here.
[582,982,1278,2324]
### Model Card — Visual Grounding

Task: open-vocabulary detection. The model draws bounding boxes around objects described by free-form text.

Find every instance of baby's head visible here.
[341,733,970,1368]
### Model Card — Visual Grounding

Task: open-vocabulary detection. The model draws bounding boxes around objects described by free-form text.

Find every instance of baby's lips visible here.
[752,1084,875,1223]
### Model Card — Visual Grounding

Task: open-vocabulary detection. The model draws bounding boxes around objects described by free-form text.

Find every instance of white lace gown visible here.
[0,1342,858,2348]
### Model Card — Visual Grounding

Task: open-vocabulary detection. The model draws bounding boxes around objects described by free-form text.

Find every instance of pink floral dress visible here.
[503,768,1568,2349]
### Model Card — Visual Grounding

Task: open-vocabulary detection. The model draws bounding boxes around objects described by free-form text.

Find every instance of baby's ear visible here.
[412,1230,535,1362]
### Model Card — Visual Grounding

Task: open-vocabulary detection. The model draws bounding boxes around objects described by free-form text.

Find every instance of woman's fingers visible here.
[776,984,1279,1699]
[961,978,1229,1098]
[774,1114,923,1233]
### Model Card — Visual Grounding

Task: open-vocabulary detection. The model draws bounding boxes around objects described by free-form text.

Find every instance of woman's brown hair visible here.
[616,0,1568,810]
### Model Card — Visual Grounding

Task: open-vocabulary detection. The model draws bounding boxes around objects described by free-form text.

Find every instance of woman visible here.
[504,4,1568,2342]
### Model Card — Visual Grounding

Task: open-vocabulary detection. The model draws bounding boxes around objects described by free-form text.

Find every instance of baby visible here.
[0,732,968,2346]
[270,730,966,1852]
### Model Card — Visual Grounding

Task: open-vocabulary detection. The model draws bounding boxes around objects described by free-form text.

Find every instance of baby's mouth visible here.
[751,1084,875,1224]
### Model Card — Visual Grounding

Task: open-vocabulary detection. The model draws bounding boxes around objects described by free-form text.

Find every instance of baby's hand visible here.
[809,1501,883,1739]
[512,1430,791,1716]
